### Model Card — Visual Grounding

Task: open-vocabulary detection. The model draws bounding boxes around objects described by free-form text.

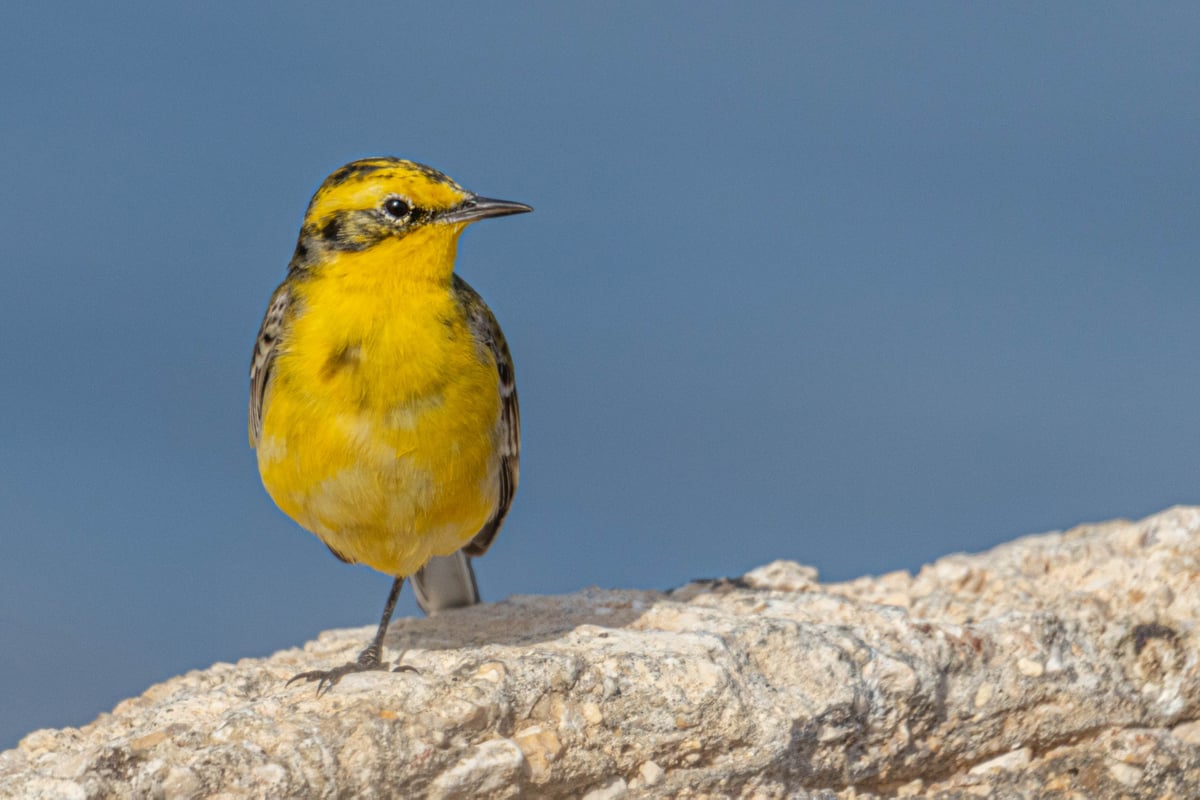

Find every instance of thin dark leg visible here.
[355,577,404,667]
[289,577,410,695]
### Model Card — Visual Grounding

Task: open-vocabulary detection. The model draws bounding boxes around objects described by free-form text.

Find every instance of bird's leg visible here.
[289,576,410,695]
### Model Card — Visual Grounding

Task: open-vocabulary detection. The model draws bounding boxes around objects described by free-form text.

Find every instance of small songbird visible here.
[249,158,529,692]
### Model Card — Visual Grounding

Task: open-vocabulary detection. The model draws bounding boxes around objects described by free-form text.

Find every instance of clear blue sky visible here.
[2,3,1198,747]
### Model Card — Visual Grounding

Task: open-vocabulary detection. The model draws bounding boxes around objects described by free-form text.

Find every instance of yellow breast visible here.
[256,237,502,577]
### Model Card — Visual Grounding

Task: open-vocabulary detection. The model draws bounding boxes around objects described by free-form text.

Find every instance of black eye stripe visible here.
[383,197,412,219]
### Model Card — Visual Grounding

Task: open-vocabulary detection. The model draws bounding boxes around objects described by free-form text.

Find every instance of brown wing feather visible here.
[453,276,520,557]
[248,284,291,446]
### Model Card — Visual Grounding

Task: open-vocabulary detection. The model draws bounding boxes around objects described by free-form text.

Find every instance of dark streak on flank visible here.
[320,343,361,381]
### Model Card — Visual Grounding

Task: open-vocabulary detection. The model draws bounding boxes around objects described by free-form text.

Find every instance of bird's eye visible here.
[383,197,412,219]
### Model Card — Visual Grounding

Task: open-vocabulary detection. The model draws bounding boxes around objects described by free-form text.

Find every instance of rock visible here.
[2,507,1199,798]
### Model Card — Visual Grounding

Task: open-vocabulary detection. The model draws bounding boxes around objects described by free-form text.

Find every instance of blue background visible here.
[2,4,1198,748]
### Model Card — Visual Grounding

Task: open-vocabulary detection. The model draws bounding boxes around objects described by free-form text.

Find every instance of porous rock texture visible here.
[3,507,1199,798]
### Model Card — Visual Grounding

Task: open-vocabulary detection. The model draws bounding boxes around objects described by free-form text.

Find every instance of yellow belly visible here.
[256,272,501,577]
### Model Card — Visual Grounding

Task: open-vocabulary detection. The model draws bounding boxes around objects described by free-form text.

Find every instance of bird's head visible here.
[289,157,531,273]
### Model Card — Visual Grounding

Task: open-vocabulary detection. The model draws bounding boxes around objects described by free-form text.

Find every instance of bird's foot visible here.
[288,647,418,696]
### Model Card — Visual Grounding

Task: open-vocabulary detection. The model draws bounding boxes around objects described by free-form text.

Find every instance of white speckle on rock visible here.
[1107,760,1144,787]
[427,738,525,800]
[1171,719,1200,745]
[160,766,203,799]
[17,779,86,800]
[638,760,664,787]
[742,560,820,591]
[1016,657,1044,677]
[580,701,604,726]
[581,777,627,800]
[969,747,1032,775]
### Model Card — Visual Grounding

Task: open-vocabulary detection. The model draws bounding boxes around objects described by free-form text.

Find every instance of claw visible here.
[287,578,411,696]
[288,655,387,696]
[288,650,422,695]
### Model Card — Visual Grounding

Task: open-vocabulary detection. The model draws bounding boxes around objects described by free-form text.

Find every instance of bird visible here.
[249,157,529,693]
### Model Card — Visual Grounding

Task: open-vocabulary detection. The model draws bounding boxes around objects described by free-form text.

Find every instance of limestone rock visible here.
[2,507,1199,798]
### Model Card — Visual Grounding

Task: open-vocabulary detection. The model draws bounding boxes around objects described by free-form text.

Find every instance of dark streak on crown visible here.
[323,158,462,193]
[324,160,391,189]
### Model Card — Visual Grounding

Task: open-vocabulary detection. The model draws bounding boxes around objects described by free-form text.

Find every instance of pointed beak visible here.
[439,195,533,225]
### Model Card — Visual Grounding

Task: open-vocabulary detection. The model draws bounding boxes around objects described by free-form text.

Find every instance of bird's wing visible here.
[454,275,520,557]
[248,283,291,446]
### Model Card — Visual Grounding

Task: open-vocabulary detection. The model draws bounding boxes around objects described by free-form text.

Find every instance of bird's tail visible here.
[411,550,480,615]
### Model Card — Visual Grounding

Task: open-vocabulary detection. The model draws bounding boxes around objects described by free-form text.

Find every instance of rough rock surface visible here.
[3,507,1199,798]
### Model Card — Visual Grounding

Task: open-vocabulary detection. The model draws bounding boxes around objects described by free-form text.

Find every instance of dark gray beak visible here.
[440,195,533,224]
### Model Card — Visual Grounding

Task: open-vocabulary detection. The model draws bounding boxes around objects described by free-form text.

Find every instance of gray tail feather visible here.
[411,550,480,615]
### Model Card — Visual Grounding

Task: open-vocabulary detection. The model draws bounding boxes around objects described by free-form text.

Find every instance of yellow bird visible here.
[249,158,529,691]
